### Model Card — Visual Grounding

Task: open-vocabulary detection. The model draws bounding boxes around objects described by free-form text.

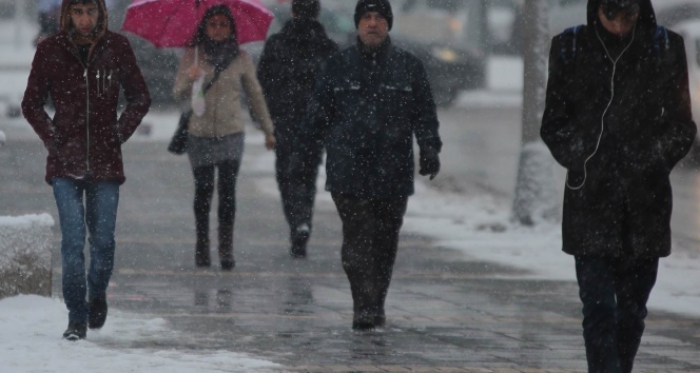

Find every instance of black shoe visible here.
[352,310,376,331]
[195,241,211,267]
[290,224,310,258]
[63,322,87,341]
[195,252,211,267]
[289,242,307,258]
[88,297,108,330]
[220,259,235,271]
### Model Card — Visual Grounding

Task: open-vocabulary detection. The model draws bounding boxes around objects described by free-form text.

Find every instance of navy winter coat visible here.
[301,39,442,199]
[541,0,696,258]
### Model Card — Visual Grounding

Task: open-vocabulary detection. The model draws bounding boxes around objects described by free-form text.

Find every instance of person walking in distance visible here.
[258,0,338,258]
[22,0,151,340]
[298,0,442,330]
[541,0,696,371]
[173,5,275,270]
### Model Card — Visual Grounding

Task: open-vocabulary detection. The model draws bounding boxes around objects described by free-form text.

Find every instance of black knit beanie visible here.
[354,0,393,31]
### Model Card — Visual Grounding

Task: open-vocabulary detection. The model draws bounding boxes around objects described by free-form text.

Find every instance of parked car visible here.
[250,2,486,107]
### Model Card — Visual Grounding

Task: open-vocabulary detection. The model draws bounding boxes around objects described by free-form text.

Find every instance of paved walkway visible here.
[2,116,700,373]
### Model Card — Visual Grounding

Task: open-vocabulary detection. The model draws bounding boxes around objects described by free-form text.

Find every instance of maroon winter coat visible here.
[22,0,151,185]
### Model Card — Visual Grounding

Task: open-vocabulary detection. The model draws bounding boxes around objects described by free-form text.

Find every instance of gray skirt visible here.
[187,132,245,169]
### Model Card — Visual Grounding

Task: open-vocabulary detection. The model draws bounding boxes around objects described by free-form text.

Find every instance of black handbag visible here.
[167,69,223,155]
[167,111,193,155]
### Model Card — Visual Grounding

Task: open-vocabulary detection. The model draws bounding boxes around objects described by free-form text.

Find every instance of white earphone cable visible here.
[566,24,636,190]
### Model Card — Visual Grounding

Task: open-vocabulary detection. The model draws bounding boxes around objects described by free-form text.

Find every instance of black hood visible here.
[587,0,656,38]
[280,17,329,46]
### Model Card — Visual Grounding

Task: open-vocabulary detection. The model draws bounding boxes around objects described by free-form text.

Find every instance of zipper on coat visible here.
[84,67,92,176]
[69,45,96,178]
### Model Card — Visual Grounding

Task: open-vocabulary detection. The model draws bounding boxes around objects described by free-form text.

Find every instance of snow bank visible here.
[0,214,54,299]
[0,295,280,373]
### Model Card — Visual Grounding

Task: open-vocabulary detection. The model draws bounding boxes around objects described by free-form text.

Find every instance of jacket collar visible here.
[356,35,391,64]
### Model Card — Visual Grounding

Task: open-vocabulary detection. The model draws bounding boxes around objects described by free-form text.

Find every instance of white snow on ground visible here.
[0,295,281,373]
[405,180,700,319]
[0,213,54,229]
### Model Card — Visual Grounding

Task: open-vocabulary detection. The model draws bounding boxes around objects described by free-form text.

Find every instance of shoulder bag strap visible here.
[201,68,223,96]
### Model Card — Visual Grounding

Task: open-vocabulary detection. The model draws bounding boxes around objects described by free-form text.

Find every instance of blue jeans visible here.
[575,256,659,373]
[53,178,119,323]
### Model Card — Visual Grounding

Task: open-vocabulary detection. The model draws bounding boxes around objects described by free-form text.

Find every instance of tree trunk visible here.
[512,0,558,225]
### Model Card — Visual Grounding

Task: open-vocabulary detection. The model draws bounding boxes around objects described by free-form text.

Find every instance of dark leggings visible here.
[193,160,241,243]
[332,194,408,315]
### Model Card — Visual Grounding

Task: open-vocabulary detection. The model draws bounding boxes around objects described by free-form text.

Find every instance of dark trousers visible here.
[575,256,659,373]
[332,193,408,318]
[275,138,320,239]
[193,160,240,250]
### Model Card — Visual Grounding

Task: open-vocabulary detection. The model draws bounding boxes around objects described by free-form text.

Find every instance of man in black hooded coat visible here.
[258,0,338,259]
[541,0,696,372]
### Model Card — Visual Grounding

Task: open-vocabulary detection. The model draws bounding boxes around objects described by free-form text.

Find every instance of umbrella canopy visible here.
[121,0,274,48]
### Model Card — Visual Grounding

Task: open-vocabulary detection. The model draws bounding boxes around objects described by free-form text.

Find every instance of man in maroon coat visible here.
[22,0,151,341]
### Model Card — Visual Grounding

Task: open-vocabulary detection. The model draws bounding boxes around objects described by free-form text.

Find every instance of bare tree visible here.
[511,0,558,225]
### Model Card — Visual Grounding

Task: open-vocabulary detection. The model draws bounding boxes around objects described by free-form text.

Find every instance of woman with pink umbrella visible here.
[172,5,275,270]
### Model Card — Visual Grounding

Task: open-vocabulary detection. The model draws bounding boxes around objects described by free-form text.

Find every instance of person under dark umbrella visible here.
[257,0,338,259]
[541,0,696,371]
[297,0,442,330]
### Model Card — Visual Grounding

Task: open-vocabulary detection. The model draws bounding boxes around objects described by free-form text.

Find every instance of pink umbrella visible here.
[121,0,274,48]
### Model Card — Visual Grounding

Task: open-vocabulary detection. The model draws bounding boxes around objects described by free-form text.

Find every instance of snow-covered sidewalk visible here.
[247,137,700,320]
[0,295,280,373]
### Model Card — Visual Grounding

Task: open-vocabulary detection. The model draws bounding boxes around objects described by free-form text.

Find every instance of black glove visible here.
[419,147,440,180]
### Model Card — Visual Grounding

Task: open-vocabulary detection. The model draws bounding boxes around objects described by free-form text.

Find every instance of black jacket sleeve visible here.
[654,33,697,170]
[257,36,278,100]
[541,34,590,170]
[410,58,442,153]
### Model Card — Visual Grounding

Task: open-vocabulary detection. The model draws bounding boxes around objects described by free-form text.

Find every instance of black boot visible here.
[219,224,235,270]
[88,296,108,329]
[195,212,211,267]
[63,322,87,341]
[351,289,379,331]
[352,307,378,331]
[290,223,310,258]
[195,236,211,267]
